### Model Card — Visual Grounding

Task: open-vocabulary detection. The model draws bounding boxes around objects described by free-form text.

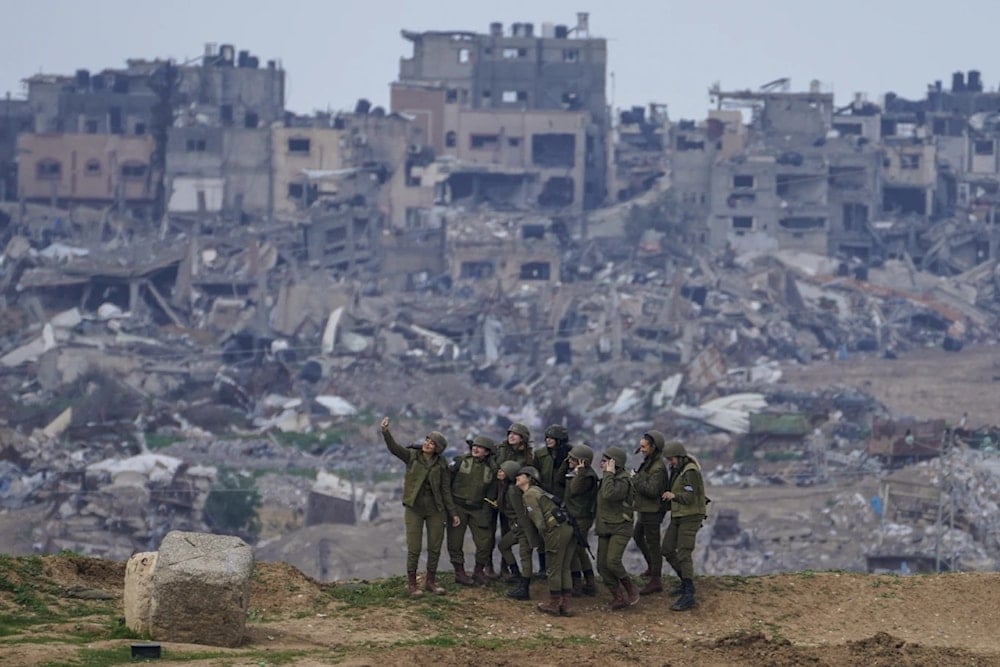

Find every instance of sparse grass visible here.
[716,575,756,590]
[144,432,183,450]
[327,577,408,606]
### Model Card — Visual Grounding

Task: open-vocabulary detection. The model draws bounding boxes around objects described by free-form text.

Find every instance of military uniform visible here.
[519,467,575,616]
[447,435,498,584]
[632,429,669,592]
[661,442,707,611]
[565,444,598,596]
[494,423,534,574]
[534,425,571,499]
[382,426,457,595]
[595,447,639,609]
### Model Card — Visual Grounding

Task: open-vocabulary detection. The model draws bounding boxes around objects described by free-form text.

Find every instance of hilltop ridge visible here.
[0,554,998,666]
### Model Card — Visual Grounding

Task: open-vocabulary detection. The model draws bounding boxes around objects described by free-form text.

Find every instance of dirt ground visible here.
[1,556,999,666]
[780,343,1000,424]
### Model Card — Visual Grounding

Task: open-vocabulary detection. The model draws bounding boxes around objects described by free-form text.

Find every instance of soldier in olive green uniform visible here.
[496,460,541,600]
[565,443,598,597]
[447,435,499,585]
[380,416,460,596]
[516,466,576,617]
[660,441,707,611]
[535,425,571,500]
[631,429,669,594]
[595,446,640,610]
[494,422,534,576]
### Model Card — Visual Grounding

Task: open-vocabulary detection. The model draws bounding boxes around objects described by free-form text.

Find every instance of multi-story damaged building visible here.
[270,109,424,276]
[698,81,885,259]
[23,44,284,218]
[25,44,284,135]
[390,13,607,219]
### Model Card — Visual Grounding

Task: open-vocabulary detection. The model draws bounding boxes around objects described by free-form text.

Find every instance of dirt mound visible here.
[1,556,999,666]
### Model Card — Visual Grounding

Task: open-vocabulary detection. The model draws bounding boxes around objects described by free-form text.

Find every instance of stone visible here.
[148,531,253,647]
[124,551,157,636]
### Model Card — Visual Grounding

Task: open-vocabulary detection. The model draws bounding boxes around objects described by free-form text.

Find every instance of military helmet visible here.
[603,446,628,469]
[516,466,541,484]
[663,441,688,458]
[507,422,531,440]
[426,431,448,453]
[544,424,569,441]
[568,443,594,464]
[500,461,521,479]
[466,435,496,453]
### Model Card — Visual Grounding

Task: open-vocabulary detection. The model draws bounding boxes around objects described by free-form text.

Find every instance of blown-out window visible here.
[36,159,62,180]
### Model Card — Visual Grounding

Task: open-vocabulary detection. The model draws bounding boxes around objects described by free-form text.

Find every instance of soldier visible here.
[380,416,460,596]
[494,422,535,576]
[516,466,575,617]
[497,460,541,600]
[496,422,534,468]
[535,424,571,499]
[660,441,707,611]
[447,435,499,586]
[631,430,669,594]
[532,423,570,577]
[565,443,599,597]
[595,446,639,610]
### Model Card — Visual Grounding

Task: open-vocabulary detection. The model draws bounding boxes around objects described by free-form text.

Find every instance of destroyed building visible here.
[20,44,284,219]
[390,12,608,216]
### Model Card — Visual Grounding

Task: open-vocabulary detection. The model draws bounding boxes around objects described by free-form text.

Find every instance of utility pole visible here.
[934,428,957,572]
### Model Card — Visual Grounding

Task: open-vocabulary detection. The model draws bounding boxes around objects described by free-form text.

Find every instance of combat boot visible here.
[484,561,500,581]
[570,572,583,597]
[639,566,651,578]
[506,576,530,600]
[406,571,422,597]
[424,569,445,595]
[472,563,489,586]
[452,562,474,586]
[621,577,640,606]
[607,584,628,611]
[668,578,683,596]
[639,574,663,595]
[536,590,562,616]
[504,563,522,585]
[559,590,575,617]
[671,578,696,611]
[581,570,598,597]
[534,552,547,580]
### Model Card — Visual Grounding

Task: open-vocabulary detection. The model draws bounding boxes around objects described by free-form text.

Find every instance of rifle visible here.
[543,491,594,561]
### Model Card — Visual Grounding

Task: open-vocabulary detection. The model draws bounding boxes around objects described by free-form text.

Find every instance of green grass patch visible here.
[327,577,408,606]
[144,432,183,450]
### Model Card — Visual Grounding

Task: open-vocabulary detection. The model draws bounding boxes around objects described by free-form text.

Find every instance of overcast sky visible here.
[4,0,1000,121]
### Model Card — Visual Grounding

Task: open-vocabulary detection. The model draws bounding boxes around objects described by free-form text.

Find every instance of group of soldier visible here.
[379,416,707,617]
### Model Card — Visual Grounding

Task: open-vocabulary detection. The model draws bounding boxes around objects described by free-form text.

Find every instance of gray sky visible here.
[4,0,1000,121]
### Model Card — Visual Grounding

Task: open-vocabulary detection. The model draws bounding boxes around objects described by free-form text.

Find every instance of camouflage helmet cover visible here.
[544,424,569,441]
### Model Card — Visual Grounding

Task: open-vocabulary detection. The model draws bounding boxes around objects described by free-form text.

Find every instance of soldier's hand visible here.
[380,416,390,431]
[451,515,461,527]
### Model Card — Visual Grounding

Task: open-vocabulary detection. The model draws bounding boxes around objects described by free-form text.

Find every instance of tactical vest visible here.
[668,460,707,518]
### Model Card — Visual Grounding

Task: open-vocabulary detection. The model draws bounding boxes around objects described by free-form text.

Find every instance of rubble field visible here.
[0,554,998,666]
[781,342,1000,421]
